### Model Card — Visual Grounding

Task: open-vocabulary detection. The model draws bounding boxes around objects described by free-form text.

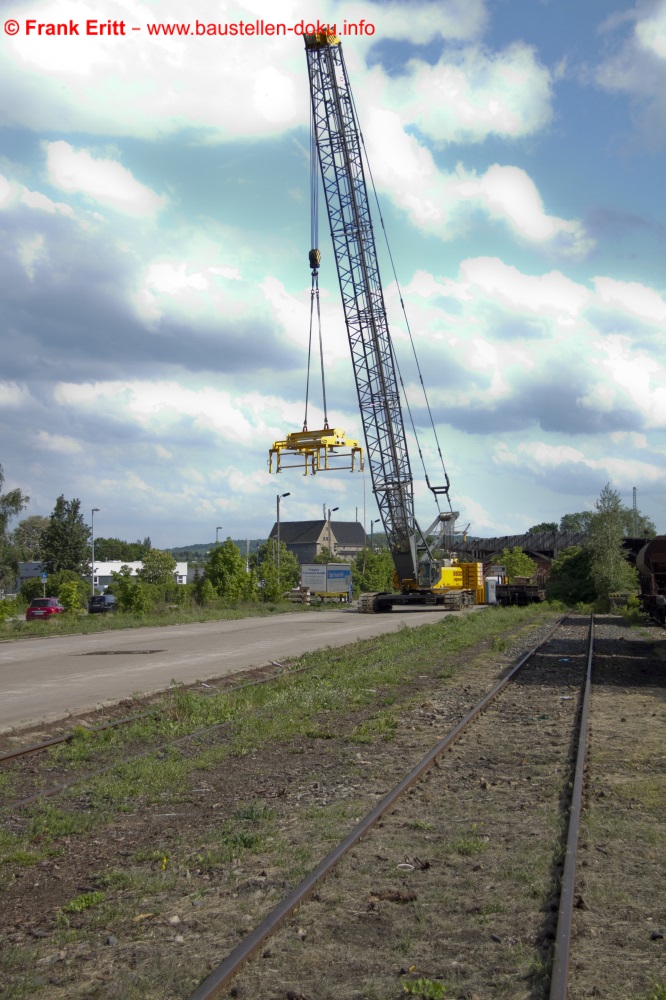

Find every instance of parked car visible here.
[26,598,64,621]
[88,594,118,614]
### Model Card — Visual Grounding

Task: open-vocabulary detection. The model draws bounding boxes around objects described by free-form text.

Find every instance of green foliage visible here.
[197,578,218,606]
[402,977,448,998]
[18,577,44,604]
[528,522,558,533]
[559,511,593,533]
[41,495,91,576]
[109,567,153,614]
[253,539,300,600]
[206,538,254,603]
[588,484,638,600]
[61,890,105,914]
[499,547,537,582]
[546,546,595,604]
[352,547,395,594]
[313,546,346,564]
[11,514,49,560]
[0,464,30,592]
[58,580,87,614]
[49,570,89,603]
[0,597,20,622]
[138,548,177,585]
[94,536,150,560]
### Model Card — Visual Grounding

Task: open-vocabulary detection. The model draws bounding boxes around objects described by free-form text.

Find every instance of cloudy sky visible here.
[1,0,665,547]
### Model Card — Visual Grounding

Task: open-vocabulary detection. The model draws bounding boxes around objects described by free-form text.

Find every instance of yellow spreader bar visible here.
[269,427,364,476]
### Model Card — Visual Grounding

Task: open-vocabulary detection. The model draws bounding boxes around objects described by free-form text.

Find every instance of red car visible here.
[26,598,65,621]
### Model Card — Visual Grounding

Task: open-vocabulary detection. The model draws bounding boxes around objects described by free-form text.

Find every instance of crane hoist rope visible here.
[303,107,328,433]
[268,88,364,477]
[349,87,453,515]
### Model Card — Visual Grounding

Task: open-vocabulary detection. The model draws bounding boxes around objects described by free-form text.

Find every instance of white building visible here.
[18,561,188,592]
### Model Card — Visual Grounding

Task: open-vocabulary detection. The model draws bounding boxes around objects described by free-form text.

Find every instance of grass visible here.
[0,599,318,641]
[0,604,564,873]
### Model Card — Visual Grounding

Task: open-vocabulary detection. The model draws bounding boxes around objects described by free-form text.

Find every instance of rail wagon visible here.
[636,536,666,622]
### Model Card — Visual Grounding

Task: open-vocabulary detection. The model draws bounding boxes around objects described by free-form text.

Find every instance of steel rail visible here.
[0,711,154,764]
[186,614,570,1000]
[0,660,298,768]
[0,660,328,811]
[549,614,594,999]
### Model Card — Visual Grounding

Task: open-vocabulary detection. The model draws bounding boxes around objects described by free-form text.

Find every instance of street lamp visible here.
[215,525,222,546]
[91,507,100,596]
[327,506,339,558]
[276,492,290,585]
[370,517,381,552]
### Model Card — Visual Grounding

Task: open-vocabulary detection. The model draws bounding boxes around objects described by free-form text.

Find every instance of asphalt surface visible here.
[0,606,483,733]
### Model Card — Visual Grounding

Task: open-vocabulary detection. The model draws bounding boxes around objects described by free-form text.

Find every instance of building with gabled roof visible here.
[268,520,367,563]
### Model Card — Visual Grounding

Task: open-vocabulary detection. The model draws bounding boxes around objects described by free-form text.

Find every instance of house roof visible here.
[269,520,367,546]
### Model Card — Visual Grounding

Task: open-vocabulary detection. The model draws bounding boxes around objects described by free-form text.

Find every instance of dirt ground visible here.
[0,613,663,1000]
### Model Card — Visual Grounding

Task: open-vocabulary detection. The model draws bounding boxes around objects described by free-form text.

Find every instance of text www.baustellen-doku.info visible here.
[3,17,375,38]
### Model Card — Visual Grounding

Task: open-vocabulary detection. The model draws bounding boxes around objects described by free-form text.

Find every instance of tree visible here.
[206,538,254,603]
[587,484,638,599]
[58,580,86,614]
[546,546,595,604]
[528,522,558,534]
[559,512,593,534]
[94,537,150,561]
[252,540,300,602]
[138,549,176,585]
[0,465,30,592]
[41,496,91,576]
[108,566,152,614]
[352,548,395,594]
[313,546,347,564]
[498,547,537,581]
[12,515,49,560]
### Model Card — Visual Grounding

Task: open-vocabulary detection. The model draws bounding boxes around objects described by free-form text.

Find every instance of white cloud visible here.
[362,110,590,253]
[374,42,553,145]
[0,382,32,406]
[17,234,46,280]
[593,276,666,323]
[595,2,666,140]
[35,431,84,453]
[459,257,591,316]
[45,140,165,216]
[493,439,666,486]
[635,4,666,59]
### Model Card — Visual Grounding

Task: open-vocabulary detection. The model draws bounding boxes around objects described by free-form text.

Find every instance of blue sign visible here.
[40,572,47,581]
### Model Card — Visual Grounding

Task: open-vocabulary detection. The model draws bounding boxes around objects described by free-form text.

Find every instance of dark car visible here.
[26,598,64,621]
[88,594,118,614]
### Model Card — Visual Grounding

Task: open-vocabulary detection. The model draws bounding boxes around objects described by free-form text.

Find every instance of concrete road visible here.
[0,607,481,733]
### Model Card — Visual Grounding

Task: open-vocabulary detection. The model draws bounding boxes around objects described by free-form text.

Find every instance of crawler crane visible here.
[304,32,481,612]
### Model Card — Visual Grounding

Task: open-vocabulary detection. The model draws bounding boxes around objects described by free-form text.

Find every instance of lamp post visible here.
[215,525,222,546]
[327,506,339,558]
[370,518,380,552]
[276,492,290,585]
[91,507,100,596]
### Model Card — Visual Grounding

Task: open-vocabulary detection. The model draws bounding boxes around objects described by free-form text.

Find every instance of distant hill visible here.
[170,540,264,560]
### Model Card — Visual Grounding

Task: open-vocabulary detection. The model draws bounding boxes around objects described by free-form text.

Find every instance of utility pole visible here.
[276,492,290,586]
[632,487,638,536]
[91,507,100,596]
[327,506,339,558]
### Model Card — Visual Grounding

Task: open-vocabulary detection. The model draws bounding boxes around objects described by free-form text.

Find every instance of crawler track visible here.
[187,615,595,999]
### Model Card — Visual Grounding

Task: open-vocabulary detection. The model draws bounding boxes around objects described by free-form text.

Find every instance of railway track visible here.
[183,620,594,1000]
[1,610,662,999]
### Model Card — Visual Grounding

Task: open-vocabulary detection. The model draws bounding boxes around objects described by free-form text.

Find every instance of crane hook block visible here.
[309,248,321,270]
[269,427,364,476]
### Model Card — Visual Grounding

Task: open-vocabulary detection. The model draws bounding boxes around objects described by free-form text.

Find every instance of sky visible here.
[1,0,665,548]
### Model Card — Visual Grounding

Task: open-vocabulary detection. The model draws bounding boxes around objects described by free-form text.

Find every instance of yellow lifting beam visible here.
[269,427,364,476]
